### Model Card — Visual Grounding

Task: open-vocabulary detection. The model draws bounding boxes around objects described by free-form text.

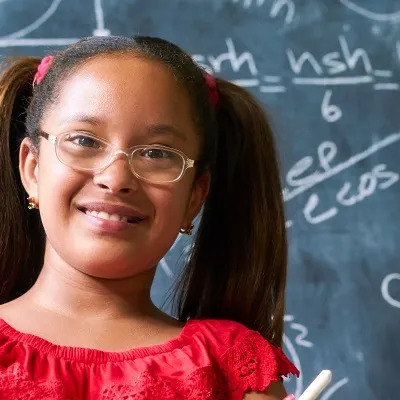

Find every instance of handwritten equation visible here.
[1,2,400,124]
[193,35,400,123]
[283,132,400,228]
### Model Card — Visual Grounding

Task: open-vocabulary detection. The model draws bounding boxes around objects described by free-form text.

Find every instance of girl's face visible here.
[20,55,209,279]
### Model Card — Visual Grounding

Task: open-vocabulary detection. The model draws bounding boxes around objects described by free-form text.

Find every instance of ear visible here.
[19,137,39,199]
[183,171,211,228]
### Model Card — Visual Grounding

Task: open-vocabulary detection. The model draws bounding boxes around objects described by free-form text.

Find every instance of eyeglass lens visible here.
[55,132,185,182]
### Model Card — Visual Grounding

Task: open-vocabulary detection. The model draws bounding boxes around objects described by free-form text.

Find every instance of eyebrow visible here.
[145,124,187,142]
[60,115,187,142]
[60,114,103,126]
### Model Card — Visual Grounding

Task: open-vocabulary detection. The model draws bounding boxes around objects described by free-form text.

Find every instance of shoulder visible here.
[185,318,251,341]
[185,318,257,355]
[185,318,299,378]
[184,318,299,399]
[185,318,264,350]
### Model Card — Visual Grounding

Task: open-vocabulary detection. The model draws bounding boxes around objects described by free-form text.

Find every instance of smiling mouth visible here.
[77,207,144,224]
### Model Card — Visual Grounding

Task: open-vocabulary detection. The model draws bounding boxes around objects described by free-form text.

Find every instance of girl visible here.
[0,36,299,399]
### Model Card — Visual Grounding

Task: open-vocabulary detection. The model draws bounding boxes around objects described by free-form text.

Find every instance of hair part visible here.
[0,36,287,346]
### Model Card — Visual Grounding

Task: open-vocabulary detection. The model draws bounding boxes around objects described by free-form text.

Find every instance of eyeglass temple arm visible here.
[38,130,49,139]
[38,130,57,145]
[187,159,196,168]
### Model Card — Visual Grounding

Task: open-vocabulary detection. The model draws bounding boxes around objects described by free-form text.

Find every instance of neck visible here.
[25,246,160,321]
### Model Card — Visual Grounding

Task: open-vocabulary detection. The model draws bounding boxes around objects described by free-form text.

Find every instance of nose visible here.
[93,155,138,194]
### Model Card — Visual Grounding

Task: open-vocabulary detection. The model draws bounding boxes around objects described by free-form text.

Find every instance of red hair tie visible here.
[203,72,219,107]
[33,55,55,86]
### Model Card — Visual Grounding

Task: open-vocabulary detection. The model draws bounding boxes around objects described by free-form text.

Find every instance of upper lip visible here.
[77,202,147,219]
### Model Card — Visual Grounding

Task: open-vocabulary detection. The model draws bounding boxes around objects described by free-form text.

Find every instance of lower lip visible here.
[79,210,143,233]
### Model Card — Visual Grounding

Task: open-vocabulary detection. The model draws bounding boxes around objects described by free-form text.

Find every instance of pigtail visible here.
[0,57,45,304]
[175,79,287,347]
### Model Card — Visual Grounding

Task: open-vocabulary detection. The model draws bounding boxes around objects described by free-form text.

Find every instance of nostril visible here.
[98,184,130,193]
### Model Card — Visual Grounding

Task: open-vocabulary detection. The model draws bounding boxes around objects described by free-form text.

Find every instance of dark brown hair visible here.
[0,36,287,347]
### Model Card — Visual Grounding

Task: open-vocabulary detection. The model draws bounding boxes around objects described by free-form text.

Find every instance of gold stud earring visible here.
[180,223,194,235]
[27,196,39,210]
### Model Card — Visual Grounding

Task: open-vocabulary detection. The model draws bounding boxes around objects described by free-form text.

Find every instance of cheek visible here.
[146,180,193,230]
[37,150,83,225]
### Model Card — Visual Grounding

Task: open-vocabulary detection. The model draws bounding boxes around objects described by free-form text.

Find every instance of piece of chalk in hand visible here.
[298,370,332,400]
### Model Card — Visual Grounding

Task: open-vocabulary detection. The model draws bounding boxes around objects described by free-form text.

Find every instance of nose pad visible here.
[114,149,131,159]
[93,150,137,194]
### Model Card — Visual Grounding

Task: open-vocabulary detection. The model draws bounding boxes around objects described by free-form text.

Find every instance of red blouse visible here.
[0,317,299,399]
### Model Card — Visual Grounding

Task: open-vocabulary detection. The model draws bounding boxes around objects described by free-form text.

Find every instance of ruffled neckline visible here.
[0,317,197,364]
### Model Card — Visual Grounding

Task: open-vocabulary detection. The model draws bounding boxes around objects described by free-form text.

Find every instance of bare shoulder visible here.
[0,298,34,328]
[243,380,287,399]
[0,300,19,318]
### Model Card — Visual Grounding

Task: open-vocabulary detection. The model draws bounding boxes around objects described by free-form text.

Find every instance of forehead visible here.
[43,54,197,142]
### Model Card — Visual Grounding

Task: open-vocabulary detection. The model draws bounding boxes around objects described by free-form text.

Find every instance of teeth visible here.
[98,211,109,220]
[85,210,128,222]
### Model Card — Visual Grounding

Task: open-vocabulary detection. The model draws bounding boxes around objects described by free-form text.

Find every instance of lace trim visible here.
[0,363,227,400]
[100,367,228,400]
[0,363,72,400]
[220,331,300,398]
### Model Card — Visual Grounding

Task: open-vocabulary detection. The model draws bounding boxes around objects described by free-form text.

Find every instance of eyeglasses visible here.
[39,131,198,183]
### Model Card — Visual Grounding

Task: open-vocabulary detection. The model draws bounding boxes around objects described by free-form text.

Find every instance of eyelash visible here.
[69,131,175,146]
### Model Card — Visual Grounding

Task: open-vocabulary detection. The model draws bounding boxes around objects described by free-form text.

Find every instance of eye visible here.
[66,133,103,149]
[140,147,176,159]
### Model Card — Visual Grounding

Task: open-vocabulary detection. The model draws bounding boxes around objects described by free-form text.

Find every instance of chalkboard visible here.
[1,1,399,399]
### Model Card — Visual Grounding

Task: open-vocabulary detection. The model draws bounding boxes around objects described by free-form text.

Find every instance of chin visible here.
[69,254,157,280]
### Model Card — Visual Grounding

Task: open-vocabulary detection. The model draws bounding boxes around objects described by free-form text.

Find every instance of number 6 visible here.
[321,90,342,123]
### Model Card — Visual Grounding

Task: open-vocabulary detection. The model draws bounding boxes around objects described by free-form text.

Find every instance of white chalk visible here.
[298,370,333,400]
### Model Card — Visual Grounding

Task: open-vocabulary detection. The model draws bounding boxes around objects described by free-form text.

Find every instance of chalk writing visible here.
[232,0,295,25]
[381,273,400,309]
[397,41,400,66]
[284,134,400,227]
[339,0,400,22]
[284,315,314,348]
[159,258,173,278]
[320,378,350,400]
[301,163,398,225]
[284,133,400,201]
[93,0,110,36]
[283,315,349,399]
[0,3,398,399]
[193,38,258,77]
[0,0,108,47]
[321,90,342,123]
[287,35,374,76]
[192,38,258,76]
[192,36,398,123]
[0,0,62,39]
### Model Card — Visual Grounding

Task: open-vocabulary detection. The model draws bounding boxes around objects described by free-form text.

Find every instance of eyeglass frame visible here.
[38,130,199,183]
